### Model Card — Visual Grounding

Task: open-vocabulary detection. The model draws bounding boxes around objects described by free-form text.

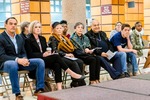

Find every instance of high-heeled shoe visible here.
[72,75,86,81]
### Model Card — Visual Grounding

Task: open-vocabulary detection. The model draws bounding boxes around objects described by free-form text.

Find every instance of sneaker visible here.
[115,74,125,79]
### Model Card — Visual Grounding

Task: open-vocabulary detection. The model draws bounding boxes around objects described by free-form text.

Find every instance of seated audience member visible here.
[19,21,30,40]
[130,21,150,72]
[110,23,138,76]
[60,20,70,38]
[85,20,129,77]
[0,17,45,100]
[110,21,122,40]
[70,22,121,83]
[25,21,85,89]
[48,22,86,87]
[130,22,147,57]
[19,21,37,80]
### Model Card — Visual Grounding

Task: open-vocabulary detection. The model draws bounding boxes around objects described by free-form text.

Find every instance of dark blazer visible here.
[25,34,47,58]
[85,29,115,55]
[0,31,26,67]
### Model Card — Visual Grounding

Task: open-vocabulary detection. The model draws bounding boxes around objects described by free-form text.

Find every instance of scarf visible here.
[53,33,74,53]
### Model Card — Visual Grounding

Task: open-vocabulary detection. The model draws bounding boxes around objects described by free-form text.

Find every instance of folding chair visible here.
[0,70,33,100]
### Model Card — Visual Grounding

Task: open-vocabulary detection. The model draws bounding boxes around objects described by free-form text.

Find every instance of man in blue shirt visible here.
[110,23,138,76]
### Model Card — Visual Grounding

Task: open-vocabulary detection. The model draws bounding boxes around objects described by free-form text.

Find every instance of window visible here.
[0,0,11,28]
[50,0,62,22]
[86,0,91,19]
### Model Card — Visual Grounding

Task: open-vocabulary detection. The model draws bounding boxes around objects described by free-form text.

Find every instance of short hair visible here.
[60,20,67,25]
[121,24,131,30]
[134,21,141,26]
[52,22,60,29]
[74,22,84,29]
[131,26,135,30]
[20,21,30,32]
[28,20,41,33]
[5,17,18,24]
[115,21,122,26]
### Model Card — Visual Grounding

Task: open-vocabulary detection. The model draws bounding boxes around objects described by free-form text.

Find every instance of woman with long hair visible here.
[25,20,85,90]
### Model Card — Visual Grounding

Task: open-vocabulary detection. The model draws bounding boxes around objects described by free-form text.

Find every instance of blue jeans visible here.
[126,52,138,73]
[110,52,127,73]
[98,56,120,79]
[1,58,45,94]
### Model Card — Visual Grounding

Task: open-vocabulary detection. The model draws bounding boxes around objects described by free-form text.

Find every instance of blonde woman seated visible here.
[48,22,86,87]
[25,21,85,90]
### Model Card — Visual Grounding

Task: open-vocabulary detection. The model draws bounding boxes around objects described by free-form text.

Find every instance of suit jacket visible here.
[19,31,27,41]
[25,34,47,58]
[0,31,27,67]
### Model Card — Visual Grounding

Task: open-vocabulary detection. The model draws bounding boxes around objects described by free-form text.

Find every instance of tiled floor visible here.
[1,73,112,100]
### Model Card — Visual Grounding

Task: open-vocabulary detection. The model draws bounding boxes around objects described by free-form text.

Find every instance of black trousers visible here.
[29,54,69,83]
[77,55,100,81]
[61,57,86,86]
[61,57,84,75]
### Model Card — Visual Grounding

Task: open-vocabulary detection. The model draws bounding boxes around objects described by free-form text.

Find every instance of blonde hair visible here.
[28,20,41,33]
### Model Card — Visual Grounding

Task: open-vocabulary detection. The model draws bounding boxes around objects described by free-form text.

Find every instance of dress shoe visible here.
[124,72,130,77]
[78,80,86,86]
[117,72,130,79]
[34,89,45,96]
[16,95,24,100]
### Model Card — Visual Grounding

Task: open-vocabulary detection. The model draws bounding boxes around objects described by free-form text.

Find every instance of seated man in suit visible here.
[0,17,45,100]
